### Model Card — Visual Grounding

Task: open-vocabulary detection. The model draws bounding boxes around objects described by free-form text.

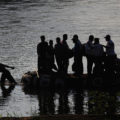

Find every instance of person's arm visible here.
[102,45,107,48]
[37,44,40,55]
[0,63,14,69]
[5,64,14,69]
[102,43,112,48]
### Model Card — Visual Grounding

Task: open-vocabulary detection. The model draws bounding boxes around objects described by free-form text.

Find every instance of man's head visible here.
[94,38,99,44]
[40,35,45,42]
[72,34,78,43]
[49,40,53,46]
[56,37,61,44]
[63,34,68,41]
[89,35,94,42]
[104,34,111,41]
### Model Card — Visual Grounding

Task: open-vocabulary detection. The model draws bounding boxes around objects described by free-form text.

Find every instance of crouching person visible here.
[0,63,17,85]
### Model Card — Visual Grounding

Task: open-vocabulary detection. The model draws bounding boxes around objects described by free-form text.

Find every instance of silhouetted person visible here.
[92,38,104,76]
[47,40,57,71]
[37,35,48,73]
[103,35,117,75]
[85,35,94,76]
[61,34,70,74]
[54,37,63,72]
[0,63,16,84]
[72,34,83,76]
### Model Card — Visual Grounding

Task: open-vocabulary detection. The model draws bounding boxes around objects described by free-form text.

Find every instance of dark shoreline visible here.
[0,115,120,120]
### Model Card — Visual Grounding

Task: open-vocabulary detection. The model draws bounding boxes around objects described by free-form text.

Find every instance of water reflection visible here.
[1,84,15,98]
[0,84,120,116]
[0,84,15,109]
[88,90,117,115]
[74,89,84,114]
[1,0,120,80]
[23,86,120,115]
[38,90,55,115]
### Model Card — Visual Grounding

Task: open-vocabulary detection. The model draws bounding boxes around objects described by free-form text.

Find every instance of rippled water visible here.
[1,85,120,117]
[0,0,120,79]
[0,0,120,117]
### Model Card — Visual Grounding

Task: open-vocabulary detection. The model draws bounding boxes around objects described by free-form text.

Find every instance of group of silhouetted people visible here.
[37,34,117,77]
[0,34,117,85]
[85,35,117,77]
[37,34,71,75]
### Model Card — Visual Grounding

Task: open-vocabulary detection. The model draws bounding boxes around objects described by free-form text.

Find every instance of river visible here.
[0,0,120,79]
[0,0,120,117]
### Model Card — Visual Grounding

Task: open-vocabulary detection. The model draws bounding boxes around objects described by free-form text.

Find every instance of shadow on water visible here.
[22,85,120,115]
[87,90,117,115]
[0,83,119,116]
[1,84,15,98]
[0,84,15,108]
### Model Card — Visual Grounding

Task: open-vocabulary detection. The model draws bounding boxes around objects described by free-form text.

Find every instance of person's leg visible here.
[38,56,42,73]
[87,56,93,75]
[79,56,83,75]
[108,55,116,74]
[63,59,69,74]
[76,56,83,75]
[56,57,62,72]
[4,69,16,84]
[93,57,101,76]
[1,73,6,84]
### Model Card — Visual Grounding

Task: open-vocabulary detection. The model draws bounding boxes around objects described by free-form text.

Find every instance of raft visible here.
[21,58,120,89]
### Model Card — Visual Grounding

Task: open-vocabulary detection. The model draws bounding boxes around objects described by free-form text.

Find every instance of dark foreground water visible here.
[0,0,120,117]
[0,84,120,117]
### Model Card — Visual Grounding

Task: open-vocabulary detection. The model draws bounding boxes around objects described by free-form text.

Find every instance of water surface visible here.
[0,85,120,117]
[0,0,120,79]
[0,0,120,117]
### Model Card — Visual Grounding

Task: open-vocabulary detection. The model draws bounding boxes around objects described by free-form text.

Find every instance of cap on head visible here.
[72,34,78,40]
[71,34,79,43]
[104,34,111,39]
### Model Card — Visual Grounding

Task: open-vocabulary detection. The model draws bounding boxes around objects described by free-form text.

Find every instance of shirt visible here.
[73,40,82,57]
[106,40,116,56]
[93,44,104,57]
[85,41,94,56]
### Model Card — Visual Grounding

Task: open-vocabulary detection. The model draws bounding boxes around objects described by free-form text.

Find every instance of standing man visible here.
[54,37,63,72]
[72,34,83,76]
[85,35,94,76]
[103,35,117,74]
[47,40,57,71]
[37,35,48,73]
[61,34,70,74]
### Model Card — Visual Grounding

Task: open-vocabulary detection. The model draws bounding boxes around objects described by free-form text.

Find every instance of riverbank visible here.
[0,115,120,120]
